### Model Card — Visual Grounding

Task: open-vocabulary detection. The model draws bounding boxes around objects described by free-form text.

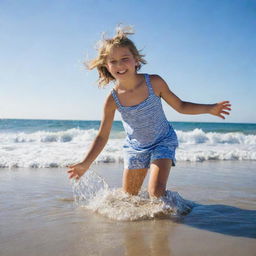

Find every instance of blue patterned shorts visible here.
[123,143,178,170]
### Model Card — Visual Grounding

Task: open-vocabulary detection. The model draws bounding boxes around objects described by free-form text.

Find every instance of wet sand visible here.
[0,161,256,256]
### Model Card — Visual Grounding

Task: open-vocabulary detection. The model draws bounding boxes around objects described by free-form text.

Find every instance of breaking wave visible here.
[1,128,256,168]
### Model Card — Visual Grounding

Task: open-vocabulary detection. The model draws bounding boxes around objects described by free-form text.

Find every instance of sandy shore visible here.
[0,161,256,256]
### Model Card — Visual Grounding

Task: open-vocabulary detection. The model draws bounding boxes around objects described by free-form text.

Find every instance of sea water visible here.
[72,169,194,221]
[0,119,256,168]
[1,119,256,255]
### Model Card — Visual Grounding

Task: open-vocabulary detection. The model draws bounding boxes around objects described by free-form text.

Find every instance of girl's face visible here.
[105,46,138,79]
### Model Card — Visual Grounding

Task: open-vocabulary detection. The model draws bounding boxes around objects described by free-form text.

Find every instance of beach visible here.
[1,119,256,255]
[1,161,255,256]
[2,0,256,253]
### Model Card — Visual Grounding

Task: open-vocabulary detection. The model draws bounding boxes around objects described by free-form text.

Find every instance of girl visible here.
[67,26,231,198]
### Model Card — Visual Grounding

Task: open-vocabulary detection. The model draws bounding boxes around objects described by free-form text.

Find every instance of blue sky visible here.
[0,0,255,123]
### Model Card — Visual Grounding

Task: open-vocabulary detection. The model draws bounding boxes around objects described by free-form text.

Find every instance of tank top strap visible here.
[111,89,122,108]
[144,73,155,96]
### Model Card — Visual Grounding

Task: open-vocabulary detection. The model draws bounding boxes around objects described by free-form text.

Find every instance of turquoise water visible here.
[1,119,256,135]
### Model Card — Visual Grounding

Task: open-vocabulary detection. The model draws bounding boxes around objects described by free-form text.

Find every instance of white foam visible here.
[72,170,194,221]
[0,128,256,168]
[176,129,256,145]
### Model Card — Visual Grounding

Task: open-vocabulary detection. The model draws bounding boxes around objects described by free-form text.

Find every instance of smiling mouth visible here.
[117,70,127,74]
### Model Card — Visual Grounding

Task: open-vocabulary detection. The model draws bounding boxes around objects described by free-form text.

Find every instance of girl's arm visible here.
[152,75,231,119]
[67,93,116,180]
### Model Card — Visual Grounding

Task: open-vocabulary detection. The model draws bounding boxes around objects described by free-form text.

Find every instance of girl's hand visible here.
[209,101,232,119]
[67,162,90,180]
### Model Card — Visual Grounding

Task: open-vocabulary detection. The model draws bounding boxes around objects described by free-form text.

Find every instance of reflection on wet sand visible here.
[122,220,174,256]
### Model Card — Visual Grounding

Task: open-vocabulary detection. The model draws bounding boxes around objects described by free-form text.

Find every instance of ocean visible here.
[1,119,255,168]
[1,119,256,255]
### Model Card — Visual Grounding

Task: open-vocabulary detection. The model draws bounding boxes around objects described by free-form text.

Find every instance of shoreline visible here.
[1,161,255,256]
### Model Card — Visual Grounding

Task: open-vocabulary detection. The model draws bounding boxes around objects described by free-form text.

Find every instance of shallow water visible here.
[0,161,256,256]
[72,170,194,221]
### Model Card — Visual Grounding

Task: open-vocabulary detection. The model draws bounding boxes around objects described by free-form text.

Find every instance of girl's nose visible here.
[117,60,124,67]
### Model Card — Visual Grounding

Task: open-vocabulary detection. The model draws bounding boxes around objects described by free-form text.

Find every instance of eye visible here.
[110,60,117,64]
[122,58,129,61]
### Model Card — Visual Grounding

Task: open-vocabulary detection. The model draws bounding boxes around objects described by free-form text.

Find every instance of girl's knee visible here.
[122,168,148,196]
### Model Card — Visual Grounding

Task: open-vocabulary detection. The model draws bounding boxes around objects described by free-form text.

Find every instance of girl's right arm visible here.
[67,93,117,180]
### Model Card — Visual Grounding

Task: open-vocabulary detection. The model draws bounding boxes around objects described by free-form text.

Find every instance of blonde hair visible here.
[86,25,147,87]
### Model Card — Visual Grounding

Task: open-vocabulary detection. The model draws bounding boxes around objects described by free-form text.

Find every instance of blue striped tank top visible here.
[111,73,178,150]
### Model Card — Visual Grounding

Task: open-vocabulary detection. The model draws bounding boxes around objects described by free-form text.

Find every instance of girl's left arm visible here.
[153,75,232,119]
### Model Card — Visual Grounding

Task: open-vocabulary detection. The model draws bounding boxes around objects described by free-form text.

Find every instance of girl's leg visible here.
[148,158,172,198]
[122,168,148,195]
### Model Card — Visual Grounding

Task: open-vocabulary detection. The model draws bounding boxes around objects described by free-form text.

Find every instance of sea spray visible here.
[72,169,109,204]
[72,170,194,221]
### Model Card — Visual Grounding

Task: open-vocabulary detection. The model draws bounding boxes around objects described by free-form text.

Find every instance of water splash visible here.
[72,170,194,221]
[72,169,109,204]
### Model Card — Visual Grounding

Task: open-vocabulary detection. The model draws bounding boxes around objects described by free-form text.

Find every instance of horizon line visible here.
[1,117,256,125]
